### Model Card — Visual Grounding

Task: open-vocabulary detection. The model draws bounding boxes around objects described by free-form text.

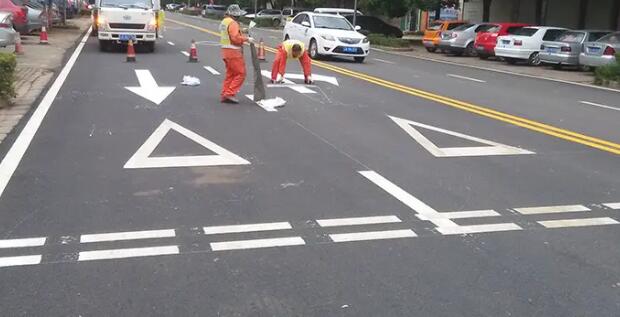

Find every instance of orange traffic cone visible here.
[258,38,266,62]
[126,40,136,62]
[14,35,24,55]
[188,40,198,63]
[39,26,49,45]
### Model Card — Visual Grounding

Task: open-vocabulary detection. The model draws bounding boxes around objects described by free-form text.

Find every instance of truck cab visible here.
[93,0,161,52]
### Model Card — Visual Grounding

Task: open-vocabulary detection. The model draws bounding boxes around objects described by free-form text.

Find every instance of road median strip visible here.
[167,18,620,155]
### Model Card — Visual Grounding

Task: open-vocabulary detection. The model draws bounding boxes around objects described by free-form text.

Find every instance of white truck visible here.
[92,0,162,52]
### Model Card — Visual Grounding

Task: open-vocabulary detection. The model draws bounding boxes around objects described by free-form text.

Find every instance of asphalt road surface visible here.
[0,13,619,316]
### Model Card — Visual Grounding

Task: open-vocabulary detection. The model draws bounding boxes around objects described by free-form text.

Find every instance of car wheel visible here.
[284,34,289,41]
[426,47,436,53]
[354,57,365,63]
[309,39,320,60]
[273,19,280,27]
[528,52,541,66]
[479,54,489,60]
[579,65,592,72]
[552,63,562,70]
[465,42,477,57]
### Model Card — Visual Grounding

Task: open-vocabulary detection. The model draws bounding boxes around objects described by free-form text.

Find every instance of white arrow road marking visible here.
[389,116,535,157]
[124,70,176,105]
[124,119,250,169]
[260,70,315,94]
[204,66,220,75]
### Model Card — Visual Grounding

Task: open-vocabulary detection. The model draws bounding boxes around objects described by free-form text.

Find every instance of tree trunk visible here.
[535,0,548,25]
[611,0,620,30]
[482,0,492,22]
[510,0,521,22]
[577,0,588,29]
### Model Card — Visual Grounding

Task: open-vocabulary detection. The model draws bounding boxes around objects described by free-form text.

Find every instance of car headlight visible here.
[320,34,335,41]
[362,37,369,43]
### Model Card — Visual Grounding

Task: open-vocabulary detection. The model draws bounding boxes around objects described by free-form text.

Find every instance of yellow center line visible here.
[168,18,620,155]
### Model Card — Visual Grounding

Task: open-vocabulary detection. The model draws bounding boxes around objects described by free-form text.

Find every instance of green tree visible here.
[360,0,458,18]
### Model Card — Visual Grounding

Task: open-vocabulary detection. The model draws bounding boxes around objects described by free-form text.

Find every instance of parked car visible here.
[282,7,307,19]
[422,20,467,52]
[495,26,566,65]
[540,30,611,69]
[203,4,226,18]
[314,8,363,16]
[166,3,183,11]
[25,3,44,33]
[0,11,17,47]
[438,23,495,56]
[343,14,402,38]
[475,22,529,59]
[246,9,282,25]
[579,31,620,68]
[284,12,369,63]
[0,0,28,34]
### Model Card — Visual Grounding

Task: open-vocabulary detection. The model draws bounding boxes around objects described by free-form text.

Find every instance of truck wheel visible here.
[145,41,155,53]
[99,40,110,52]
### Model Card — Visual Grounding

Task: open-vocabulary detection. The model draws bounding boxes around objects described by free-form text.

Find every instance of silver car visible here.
[0,12,17,47]
[579,32,620,68]
[25,3,44,33]
[438,23,496,56]
[540,30,611,69]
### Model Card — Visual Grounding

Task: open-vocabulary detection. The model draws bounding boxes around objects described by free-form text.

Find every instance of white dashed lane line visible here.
[373,58,395,64]
[167,41,175,46]
[579,101,620,112]
[180,51,190,56]
[447,74,487,83]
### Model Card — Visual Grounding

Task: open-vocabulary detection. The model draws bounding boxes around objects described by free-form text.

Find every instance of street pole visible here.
[254,0,257,17]
[352,0,357,27]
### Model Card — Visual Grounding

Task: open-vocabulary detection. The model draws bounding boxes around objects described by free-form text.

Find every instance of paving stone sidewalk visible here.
[0,17,91,144]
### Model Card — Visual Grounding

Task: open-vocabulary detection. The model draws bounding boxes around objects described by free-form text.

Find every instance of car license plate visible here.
[589,47,600,53]
[342,47,357,53]
[119,34,136,41]
[502,40,510,45]
[547,47,559,53]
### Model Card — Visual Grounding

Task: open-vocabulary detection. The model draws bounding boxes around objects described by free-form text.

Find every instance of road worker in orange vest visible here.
[220,5,254,104]
[271,39,313,85]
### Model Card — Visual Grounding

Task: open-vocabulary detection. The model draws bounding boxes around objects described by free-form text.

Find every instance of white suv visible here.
[284,12,370,63]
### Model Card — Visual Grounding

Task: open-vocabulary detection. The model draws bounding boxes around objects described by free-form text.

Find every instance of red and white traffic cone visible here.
[188,39,198,63]
[126,40,136,62]
[258,38,266,62]
[14,35,24,55]
[39,26,49,45]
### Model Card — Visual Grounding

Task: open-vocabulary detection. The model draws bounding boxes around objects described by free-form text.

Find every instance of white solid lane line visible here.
[0,255,42,268]
[437,223,522,235]
[418,210,500,220]
[316,215,401,227]
[180,51,190,56]
[80,229,176,243]
[604,202,620,209]
[210,237,305,251]
[329,229,416,243]
[579,101,620,112]
[0,237,46,249]
[447,74,487,83]
[203,222,292,235]
[538,217,619,229]
[78,245,179,262]
[167,41,175,46]
[514,204,590,215]
[0,28,91,198]
[204,66,220,75]
[373,58,395,64]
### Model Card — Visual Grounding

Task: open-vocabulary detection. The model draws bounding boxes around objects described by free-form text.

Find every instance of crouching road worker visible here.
[271,39,313,85]
[220,5,253,104]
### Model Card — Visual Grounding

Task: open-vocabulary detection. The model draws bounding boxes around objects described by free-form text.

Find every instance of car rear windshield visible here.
[313,15,352,31]
[588,32,610,42]
[11,0,25,5]
[556,31,585,43]
[475,24,496,33]
[447,22,466,30]
[512,27,538,37]
[597,32,620,44]
[452,24,474,31]
[542,29,565,41]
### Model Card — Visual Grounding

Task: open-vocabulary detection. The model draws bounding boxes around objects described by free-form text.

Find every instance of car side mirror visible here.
[301,21,310,27]
[355,25,361,31]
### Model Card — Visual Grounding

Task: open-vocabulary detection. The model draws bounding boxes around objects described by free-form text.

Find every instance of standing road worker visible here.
[219,5,253,104]
[271,39,313,85]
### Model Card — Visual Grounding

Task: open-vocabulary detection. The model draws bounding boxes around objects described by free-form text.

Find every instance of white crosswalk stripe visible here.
[514,204,590,215]
[329,229,416,243]
[203,222,291,235]
[0,255,42,268]
[316,215,401,227]
[538,217,619,228]
[0,237,46,249]
[80,229,175,243]
[604,202,620,209]
[210,237,305,251]
[78,246,179,262]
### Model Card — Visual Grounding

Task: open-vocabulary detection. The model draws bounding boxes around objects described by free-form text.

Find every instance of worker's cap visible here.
[226,4,246,17]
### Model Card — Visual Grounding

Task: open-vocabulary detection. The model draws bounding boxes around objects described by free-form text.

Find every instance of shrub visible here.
[367,33,410,48]
[0,52,17,101]
[594,53,620,85]
[254,17,280,28]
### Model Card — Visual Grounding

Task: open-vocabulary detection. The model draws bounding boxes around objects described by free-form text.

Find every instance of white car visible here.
[284,12,369,63]
[495,26,566,65]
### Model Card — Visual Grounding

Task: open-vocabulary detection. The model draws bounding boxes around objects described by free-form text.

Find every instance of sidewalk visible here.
[375,44,597,85]
[0,17,91,144]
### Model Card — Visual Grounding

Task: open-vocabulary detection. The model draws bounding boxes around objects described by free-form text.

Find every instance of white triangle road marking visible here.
[124,119,250,169]
[389,116,534,157]
[124,70,175,105]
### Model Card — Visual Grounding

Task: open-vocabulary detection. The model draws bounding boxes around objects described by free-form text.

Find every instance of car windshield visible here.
[101,0,152,9]
[512,27,538,36]
[313,15,352,30]
[556,31,585,43]
[452,24,474,31]
[597,32,620,44]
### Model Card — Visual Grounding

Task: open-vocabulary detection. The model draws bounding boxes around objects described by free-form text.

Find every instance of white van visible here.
[313,8,363,16]
[94,0,162,52]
